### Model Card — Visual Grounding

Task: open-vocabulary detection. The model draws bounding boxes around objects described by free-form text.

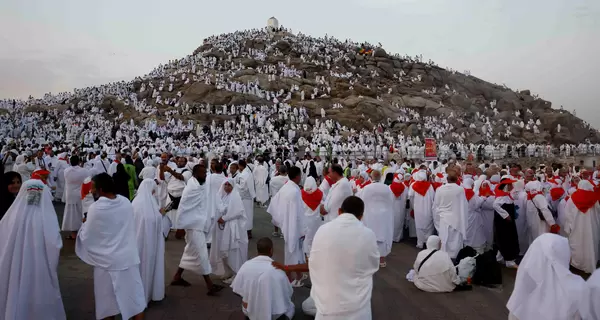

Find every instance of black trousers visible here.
[493,213,520,261]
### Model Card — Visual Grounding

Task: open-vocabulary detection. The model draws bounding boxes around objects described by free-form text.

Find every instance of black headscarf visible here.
[1,171,22,220]
[384,172,394,186]
[112,163,130,199]
[308,160,318,180]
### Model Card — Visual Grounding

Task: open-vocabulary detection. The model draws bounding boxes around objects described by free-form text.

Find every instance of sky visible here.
[1,0,599,126]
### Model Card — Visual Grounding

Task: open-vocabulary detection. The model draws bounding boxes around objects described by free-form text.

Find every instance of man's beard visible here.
[198,177,206,184]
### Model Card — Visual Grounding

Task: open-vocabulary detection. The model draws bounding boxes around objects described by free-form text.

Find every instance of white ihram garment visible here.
[408,179,435,247]
[507,234,586,320]
[254,164,270,203]
[270,175,289,197]
[132,179,165,303]
[0,181,66,320]
[310,214,379,320]
[433,183,468,259]
[210,178,248,276]
[177,177,212,275]
[322,178,353,223]
[268,180,306,265]
[236,167,255,230]
[359,182,395,257]
[563,181,600,274]
[302,177,324,257]
[61,166,90,231]
[391,182,408,242]
[582,269,600,319]
[205,173,226,244]
[231,256,295,320]
[76,195,146,320]
[413,235,460,293]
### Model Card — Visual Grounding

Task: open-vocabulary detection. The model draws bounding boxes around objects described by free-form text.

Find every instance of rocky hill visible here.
[26,28,600,146]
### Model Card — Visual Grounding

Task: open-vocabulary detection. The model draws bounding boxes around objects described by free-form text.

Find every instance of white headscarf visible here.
[583,269,600,319]
[143,159,154,167]
[525,180,543,193]
[462,177,474,189]
[426,235,441,250]
[214,178,247,253]
[132,179,160,214]
[507,233,586,320]
[414,171,427,182]
[304,176,318,193]
[0,179,65,319]
[217,178,246,221]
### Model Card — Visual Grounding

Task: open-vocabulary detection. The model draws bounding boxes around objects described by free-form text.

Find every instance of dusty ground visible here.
[55,203,515,320]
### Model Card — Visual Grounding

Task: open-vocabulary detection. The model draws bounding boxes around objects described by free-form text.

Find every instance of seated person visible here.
[231,237,295,320]
[413,235,461,293]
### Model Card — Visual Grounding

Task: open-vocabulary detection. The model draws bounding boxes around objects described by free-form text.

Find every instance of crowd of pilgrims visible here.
[3,28,600,320]
[3,143,600,319]
[1,27,599,164]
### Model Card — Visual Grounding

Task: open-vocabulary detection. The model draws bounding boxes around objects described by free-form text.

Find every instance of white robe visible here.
[61,166,90,231]
[322,178,353,223]
[582,269,600,319]
[253,164,269,203]
[269,175,289,197]
[54,159,69,200]
[391,185,408,242]
[310,214,379,319]
[76,195,146,320]
[465,193,486,251]
[268,181,307,265]
[132,179,165,304]
[359,182,395,257]
[303,202,323,257]
[564,199,600,274]
[205,173,226,244]
[231,256,295,320]
[408,184,435,247]
[209,180,248,276]
[177,177,212,275]
[413,246,460,293]
[0,181,66,320]
[507,234,585,320]
[236,167,256,230]
[433,183,468,259]
[526,194,555,242]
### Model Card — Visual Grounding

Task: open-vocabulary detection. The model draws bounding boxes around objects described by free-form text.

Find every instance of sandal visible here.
[207,284,225,296]
[170,278,191,287]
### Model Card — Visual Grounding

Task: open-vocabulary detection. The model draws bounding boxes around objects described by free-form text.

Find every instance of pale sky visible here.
[1,0,599,126]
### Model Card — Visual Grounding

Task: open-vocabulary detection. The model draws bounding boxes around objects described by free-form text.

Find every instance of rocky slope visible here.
[39,29,600,145]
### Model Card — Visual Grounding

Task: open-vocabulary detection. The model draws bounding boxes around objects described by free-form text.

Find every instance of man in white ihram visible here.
[231,237,295,320]
[76,173,146,320]
[61,155,90,239]
[358,170,395,268]
[432,171,468,260]
[320,164,353,223]
[171,163,224,295]
[267,166,307,285]
[253,156,270,207]
[309,196,379,319]
[236,160,256,238]
[205,159,226,246]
